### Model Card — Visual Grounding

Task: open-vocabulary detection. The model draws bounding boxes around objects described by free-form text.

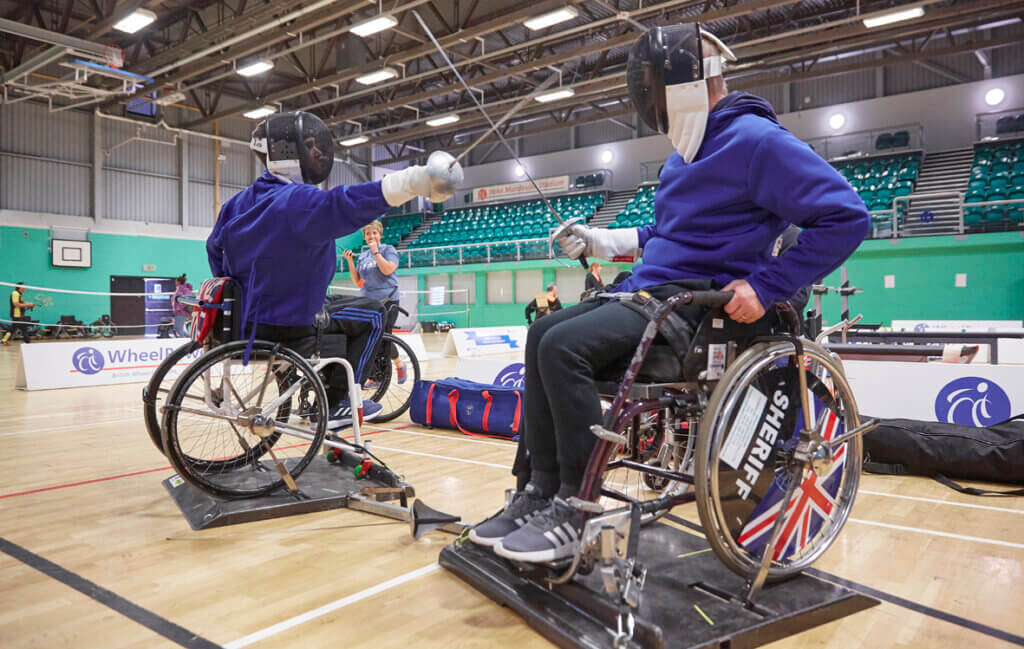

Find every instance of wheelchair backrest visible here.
[189,278,243,346]
[681,308,782,382]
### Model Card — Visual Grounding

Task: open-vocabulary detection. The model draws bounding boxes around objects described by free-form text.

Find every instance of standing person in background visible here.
[171,274,193,338]
[585,262,603,292]
[2,282,36,345]
[343,219,407,384]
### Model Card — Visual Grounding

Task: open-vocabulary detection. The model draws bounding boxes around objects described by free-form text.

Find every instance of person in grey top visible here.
[343,219,406,383]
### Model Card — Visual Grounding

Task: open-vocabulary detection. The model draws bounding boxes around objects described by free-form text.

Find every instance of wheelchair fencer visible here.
[493,288,878,645]
[143,277,419,500]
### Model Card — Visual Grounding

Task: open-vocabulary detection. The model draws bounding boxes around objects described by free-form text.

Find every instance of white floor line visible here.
[371,444,513,470]
[0,405,138,423]
[0,415,140,438]
[365,424,516,448]
[859,489,1024,515]
[847,518,1024,549]
[223,563,440,649]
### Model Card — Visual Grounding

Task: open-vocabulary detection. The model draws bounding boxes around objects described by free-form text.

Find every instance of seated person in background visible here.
[2,282,36,345]
[469,24,868,562]
[525,283,563,325]
[207,110,462,428]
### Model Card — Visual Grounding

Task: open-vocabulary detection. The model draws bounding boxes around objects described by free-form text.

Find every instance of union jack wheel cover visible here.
[711,363,852,564]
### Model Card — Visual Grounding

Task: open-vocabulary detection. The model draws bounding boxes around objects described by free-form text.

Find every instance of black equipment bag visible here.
[862,415,1024,495]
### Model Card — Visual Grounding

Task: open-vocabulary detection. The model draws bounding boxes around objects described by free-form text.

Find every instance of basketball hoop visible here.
[103,45,124,69]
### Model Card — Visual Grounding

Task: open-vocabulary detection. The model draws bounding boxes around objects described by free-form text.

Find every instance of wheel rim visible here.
[362,335,419,422]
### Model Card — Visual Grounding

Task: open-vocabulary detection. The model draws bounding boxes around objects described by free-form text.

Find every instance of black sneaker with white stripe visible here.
[467,484,551,547]
[494,497,582,563]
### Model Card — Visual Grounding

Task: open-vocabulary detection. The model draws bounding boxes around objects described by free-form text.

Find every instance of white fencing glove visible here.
[381,151,464,206]
[552,224,641,261]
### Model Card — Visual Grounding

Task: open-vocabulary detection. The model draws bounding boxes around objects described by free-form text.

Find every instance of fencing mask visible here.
[250,110,334,185]
[626,24,736,163]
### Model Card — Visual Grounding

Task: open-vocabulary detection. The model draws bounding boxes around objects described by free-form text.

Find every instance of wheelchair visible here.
[527,289,877,628]
[141,278,420,499]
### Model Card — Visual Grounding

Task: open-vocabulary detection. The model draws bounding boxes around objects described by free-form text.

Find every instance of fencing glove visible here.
[552,224,641,261]
[381,151,464,206]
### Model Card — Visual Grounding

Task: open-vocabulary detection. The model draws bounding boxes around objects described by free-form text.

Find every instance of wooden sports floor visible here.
[1,334,1022,649]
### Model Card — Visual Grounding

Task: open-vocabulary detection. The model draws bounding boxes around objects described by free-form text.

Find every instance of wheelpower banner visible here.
[16,338,206,390]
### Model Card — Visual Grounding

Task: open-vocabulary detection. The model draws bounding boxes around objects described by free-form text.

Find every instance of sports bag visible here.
[862,415,1024,495]
[410,378,522,439]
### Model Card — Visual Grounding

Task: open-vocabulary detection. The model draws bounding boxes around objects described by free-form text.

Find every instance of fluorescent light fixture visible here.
[113,8,157,33]
[862,6,924,29]
[426,114,460,127]
[523,7,579,31]
[351,14,399,37]
[828,113,846,130]
[514,165,525,178]
[237,58,274,77]
[535,88,575,103]
[355,67,399,86]
[154,91,186,106]
[984,87,1005,106]
[600,149,614,164]
[243,105,275,119]
[340,135,369,147]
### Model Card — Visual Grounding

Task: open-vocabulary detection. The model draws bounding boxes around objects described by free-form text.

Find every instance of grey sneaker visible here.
[494,497,582,563]
[467,484,551,547]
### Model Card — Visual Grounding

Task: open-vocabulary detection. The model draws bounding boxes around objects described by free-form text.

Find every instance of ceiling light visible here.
[600,149,614,164]
[984,87,1005,106]
[426,114,460,127]
[243,105,275,119]
[828,113,846,130]
[340,135,369,147]
[237,57,274,77]
[862,6,924,29]
[514,165,525,178]
[351,14,399,37]
[113,8,157,33]
[535,88,575,103]
[523,7,579,31]
[355,67,399,86]
[153,91,186,106]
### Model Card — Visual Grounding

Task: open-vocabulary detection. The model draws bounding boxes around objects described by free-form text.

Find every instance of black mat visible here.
[440,523,878,649]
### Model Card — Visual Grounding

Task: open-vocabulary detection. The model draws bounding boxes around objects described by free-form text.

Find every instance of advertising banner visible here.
[473,176,570,203]
[443,326,528,357]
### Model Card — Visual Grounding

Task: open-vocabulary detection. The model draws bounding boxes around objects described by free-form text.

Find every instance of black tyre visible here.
[161,340,327,499]
[360,333,420,422]
[143,340,201,454]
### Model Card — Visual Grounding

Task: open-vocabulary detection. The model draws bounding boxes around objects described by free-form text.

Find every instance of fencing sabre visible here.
[410,10,589,270]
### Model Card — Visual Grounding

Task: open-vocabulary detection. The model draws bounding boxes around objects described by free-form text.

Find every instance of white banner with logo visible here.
[16,338,202,391]
[843,361,1024,424]
[890,319,1024,333]
[455,357,526,388]
[442,326,528,357]
[473,176,569,203]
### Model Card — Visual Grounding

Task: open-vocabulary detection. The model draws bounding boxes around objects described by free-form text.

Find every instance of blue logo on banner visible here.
[73,347,105,375]
[464,332,520,348]
[935,377,1010,426]
[494,363,526,388]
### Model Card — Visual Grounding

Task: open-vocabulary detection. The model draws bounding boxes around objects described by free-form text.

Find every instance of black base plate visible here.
[440,523,878,649]
[162,452,409,530]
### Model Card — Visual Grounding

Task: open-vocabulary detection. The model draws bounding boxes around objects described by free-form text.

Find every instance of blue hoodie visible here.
[618,92,870,307]
[207,172,390,327]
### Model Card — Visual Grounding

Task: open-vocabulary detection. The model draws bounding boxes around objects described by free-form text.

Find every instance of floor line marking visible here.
[0,405,139,424]
[223,563,440,649]
[847,518,1024,549]
[365,424,517,448]
[0,415,139,438]
[371,444,513,470]
[0,537,221,649]
[858,489,1024,514]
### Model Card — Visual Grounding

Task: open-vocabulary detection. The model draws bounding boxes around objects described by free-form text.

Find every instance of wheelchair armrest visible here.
[680,290,734,308]
[177,295,201,308]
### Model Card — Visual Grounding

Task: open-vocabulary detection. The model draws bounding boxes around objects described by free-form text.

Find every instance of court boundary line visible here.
[663,514,1024,647]
[0,537,222,649]
[847,517,1024,549]
[222,563,440,649]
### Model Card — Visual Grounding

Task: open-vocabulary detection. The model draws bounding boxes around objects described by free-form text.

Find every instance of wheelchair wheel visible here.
[143,340,200,454]
[599,407,695,524]
[695,340,862,581]
[360,333,420,422]
[161,340,328,499]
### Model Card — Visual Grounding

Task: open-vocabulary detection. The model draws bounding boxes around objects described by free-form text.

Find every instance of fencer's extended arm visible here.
[381,151,465,207]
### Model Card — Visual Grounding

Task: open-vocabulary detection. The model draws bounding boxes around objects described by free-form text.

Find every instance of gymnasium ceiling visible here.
[1,0,1021,165]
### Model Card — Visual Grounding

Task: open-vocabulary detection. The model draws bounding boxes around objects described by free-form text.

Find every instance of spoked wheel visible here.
[143,341,201,454]
[161,340,328,499]
[360,333,420,422]
[695,340,862,581]
[599,407,696,524]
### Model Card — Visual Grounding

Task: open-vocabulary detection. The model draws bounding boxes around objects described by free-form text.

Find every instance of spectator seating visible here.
[608,184,656,229]
[381,213,422,246]
[832,152,922,233]
[574,174,606,189]
[874,130,911,150]
[967,139,1024,229]
[406,192,605,266]
[995,115,1024,136]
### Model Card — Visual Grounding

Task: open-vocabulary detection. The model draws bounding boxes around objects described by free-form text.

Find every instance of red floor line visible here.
[0,430,387,500]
